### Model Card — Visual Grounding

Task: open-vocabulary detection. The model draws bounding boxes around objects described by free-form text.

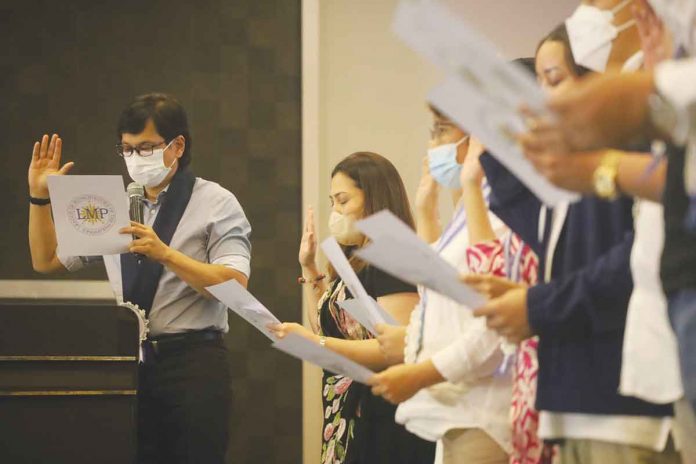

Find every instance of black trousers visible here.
[137,337,231,464]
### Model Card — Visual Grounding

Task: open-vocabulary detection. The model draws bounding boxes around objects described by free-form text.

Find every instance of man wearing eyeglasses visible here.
[27,93,252,464]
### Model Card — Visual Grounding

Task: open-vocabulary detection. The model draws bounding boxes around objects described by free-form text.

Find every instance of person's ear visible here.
[174,136,185,159]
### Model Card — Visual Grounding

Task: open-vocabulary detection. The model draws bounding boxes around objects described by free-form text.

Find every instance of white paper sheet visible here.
[429,77,579,206]
[206,279,281,341]
[273,333,375,384]
[320,238,398,334]
[47,175,131,256]
[336,299,394,336]
[393,0,544,109]
[393,0,580,206]
[355,210,486,308]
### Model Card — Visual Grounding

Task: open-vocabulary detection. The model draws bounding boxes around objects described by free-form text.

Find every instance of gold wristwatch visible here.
[592,150,622,200]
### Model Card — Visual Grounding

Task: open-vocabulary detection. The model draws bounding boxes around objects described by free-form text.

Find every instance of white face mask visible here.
[328,211,363,246]
[124,141,176,188]
[566,0,636,72]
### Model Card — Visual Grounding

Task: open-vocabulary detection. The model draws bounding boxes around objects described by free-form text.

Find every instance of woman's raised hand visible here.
[299,206,318,268]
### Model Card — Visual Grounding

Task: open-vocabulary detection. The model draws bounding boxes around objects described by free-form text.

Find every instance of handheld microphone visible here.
[127,182,145,261]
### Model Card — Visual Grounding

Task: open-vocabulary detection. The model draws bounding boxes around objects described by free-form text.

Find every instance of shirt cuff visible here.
[212,254,251,279]
[430,321,503,384]
[56,249,85,272]
[654,58,696,145]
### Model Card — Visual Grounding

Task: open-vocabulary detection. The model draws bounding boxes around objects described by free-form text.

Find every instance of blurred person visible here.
[472,4,680,461]
[519,1,696,459]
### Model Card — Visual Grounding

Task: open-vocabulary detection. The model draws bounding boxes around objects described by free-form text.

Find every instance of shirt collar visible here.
[144,184,171,206]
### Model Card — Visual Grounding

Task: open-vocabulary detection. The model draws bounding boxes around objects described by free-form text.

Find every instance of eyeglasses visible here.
[429,121,457,139]
[115,140,170,158]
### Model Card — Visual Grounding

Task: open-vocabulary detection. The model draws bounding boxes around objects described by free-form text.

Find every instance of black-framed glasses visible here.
[115,140,170,158]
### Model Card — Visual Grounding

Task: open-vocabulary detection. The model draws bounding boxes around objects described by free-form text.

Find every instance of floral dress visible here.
[318,278,368,464]
[466,232,554,464]
[317,266,435,464]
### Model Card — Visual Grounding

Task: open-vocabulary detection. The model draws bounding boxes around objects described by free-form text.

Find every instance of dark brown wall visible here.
[0,0,302,462]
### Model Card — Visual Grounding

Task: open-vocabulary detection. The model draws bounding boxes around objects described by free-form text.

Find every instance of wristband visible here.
[29,196,51,206]
[298,274,326,285]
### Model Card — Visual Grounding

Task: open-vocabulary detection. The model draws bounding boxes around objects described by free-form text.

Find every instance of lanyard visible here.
[414,181,492,358]
[503,232,525,283]
[497,232,526,375]
[437,206,467,253]
[415,205,468,358]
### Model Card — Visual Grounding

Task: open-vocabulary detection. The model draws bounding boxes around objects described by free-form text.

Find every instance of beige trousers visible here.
[441,428,509,464]
[558,438,682,464]
[675,398,696,464]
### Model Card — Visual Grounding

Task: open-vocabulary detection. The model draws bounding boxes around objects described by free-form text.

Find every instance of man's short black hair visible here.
[116,93,192,169]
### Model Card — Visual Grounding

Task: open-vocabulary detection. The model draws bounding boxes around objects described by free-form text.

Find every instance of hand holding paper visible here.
[206,279,281,340]
[273,333,375,384]
[207,279,375,383]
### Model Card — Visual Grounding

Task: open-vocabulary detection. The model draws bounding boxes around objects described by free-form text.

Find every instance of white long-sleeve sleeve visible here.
[430,315,504,384]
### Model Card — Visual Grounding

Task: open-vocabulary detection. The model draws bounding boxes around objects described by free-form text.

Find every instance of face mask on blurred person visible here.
[124,141,176,188]
[565,0,636,72]
[328,211,363,246]
[427,137,468,189]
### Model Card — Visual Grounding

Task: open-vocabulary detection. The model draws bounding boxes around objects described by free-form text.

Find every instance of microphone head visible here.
[127,182,145,224]
[127,182,144,199]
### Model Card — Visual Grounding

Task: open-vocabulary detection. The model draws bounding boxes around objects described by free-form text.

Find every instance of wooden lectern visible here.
[0,280,139,464]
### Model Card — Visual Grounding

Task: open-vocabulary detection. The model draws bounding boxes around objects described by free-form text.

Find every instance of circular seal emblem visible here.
[67,194,117,236]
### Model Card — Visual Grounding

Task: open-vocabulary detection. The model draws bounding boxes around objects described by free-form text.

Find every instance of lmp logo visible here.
[67,194,117,236]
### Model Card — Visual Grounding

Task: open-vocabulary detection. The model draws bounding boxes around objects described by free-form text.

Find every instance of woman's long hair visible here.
[536,23,592,78]
[327,151,415,281]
